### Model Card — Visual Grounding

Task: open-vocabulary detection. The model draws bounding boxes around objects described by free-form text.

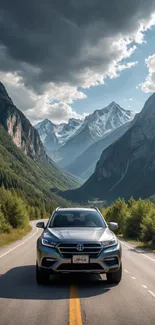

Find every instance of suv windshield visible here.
[49,210,106,228]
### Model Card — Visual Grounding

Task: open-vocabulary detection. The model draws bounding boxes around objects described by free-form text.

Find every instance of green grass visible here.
[0,225,32,248]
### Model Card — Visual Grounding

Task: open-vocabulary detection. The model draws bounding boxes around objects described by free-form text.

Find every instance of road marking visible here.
[131,277,136,280]
[0,227,38,258]
[124,269,130,274]
[148,290,155,299]
[121,241,155,262]
[142,285,147,289]
[70,285,82,325]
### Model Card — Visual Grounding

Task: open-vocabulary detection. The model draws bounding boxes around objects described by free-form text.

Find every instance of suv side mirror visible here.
[36,221,45,229]
[109,222,118,231]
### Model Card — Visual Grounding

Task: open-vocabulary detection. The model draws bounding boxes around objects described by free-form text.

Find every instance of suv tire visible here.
[106,262,122,284]
[36,262,49,285]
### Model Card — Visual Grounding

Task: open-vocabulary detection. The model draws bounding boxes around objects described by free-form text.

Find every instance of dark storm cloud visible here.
[0,0,155,91]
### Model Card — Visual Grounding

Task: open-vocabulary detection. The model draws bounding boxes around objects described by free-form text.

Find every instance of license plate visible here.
[72,255,89,264]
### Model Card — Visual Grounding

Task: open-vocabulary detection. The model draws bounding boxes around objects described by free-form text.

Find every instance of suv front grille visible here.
[57,243,102,258]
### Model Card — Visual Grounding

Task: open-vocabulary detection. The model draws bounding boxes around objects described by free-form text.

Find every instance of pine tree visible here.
[7,196,29,229]
[0,205,11,233]
[35,207,41,220]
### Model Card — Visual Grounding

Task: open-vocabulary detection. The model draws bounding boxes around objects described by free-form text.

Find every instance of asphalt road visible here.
[0,222,155,325]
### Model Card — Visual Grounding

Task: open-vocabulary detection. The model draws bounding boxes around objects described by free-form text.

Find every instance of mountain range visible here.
[36,102,135,171]
[61,93,155,203]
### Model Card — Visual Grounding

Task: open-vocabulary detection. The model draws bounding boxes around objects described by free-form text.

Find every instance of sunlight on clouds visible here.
[139,54,155,92]
[26,101,88,125]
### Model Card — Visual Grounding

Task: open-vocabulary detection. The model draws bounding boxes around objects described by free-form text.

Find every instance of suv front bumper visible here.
[37,240,122,274]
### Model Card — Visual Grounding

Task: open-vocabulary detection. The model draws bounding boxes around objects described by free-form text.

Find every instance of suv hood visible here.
[44,227,115,242]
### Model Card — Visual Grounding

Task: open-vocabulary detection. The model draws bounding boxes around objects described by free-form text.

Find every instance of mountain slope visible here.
[35,118,83,153]
[66,121,131,179]
[0,82,80,199]
[56,118,83,145]
[61,93,155,203]
[76,101,134,140]
[56,102,135,167]
[35,118,59,152]
[57,124,95,167]
[0,127,78,208]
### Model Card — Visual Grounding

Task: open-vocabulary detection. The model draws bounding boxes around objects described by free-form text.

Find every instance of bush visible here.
[104,198,129,234]
[7,196,29,229]
[124,199,155,239]
[0,186,29,230]
[100,197,155,247]
[140,213,155,246]
[0,206,11,234]
[0,185,53,235]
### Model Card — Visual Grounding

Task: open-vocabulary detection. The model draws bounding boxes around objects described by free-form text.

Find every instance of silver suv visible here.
[36,207,122,284]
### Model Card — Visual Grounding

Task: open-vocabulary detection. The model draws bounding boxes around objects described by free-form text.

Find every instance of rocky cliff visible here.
[0,82,46,159]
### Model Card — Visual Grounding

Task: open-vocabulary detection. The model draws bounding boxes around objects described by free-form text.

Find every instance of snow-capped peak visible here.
[34,117,83,149]
[73,102,135,140]
[35,119,56,142]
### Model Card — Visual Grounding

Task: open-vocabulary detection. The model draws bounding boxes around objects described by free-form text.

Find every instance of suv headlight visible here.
[41,238,57,248]
[101,238,117,248]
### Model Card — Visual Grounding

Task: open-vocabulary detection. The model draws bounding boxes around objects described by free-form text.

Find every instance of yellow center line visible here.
[70,285,82,325]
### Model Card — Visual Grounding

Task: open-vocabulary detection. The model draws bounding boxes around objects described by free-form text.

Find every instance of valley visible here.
[1,81,155,251]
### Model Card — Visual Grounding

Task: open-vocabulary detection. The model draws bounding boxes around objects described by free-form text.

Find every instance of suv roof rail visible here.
[55,207,60,211]
[91,206,100,212]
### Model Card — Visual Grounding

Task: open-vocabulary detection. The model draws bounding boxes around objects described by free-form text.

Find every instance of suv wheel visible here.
[36,262,49,285]
[106,263,122,284]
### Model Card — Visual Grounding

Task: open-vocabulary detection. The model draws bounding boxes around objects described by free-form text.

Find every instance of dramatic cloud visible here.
[26,101,88,125]
[139,54,155,92]
[0,1,155,122]
[0,72,87,123]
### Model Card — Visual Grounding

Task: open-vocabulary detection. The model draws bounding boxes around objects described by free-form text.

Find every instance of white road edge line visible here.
[142,285,147,289]
[148,291,155,299]
[121,241,155,262]
[0,227,38,258]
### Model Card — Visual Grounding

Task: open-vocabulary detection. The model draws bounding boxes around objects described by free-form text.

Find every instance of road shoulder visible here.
[120,238,155,261]
[0,221,38,257]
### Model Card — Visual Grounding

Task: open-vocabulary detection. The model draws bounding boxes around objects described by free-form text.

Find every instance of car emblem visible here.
[76,244,84,252]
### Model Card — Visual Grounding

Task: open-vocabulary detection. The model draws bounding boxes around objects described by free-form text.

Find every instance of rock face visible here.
[0,82,46,159]
[62,93,155,203]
